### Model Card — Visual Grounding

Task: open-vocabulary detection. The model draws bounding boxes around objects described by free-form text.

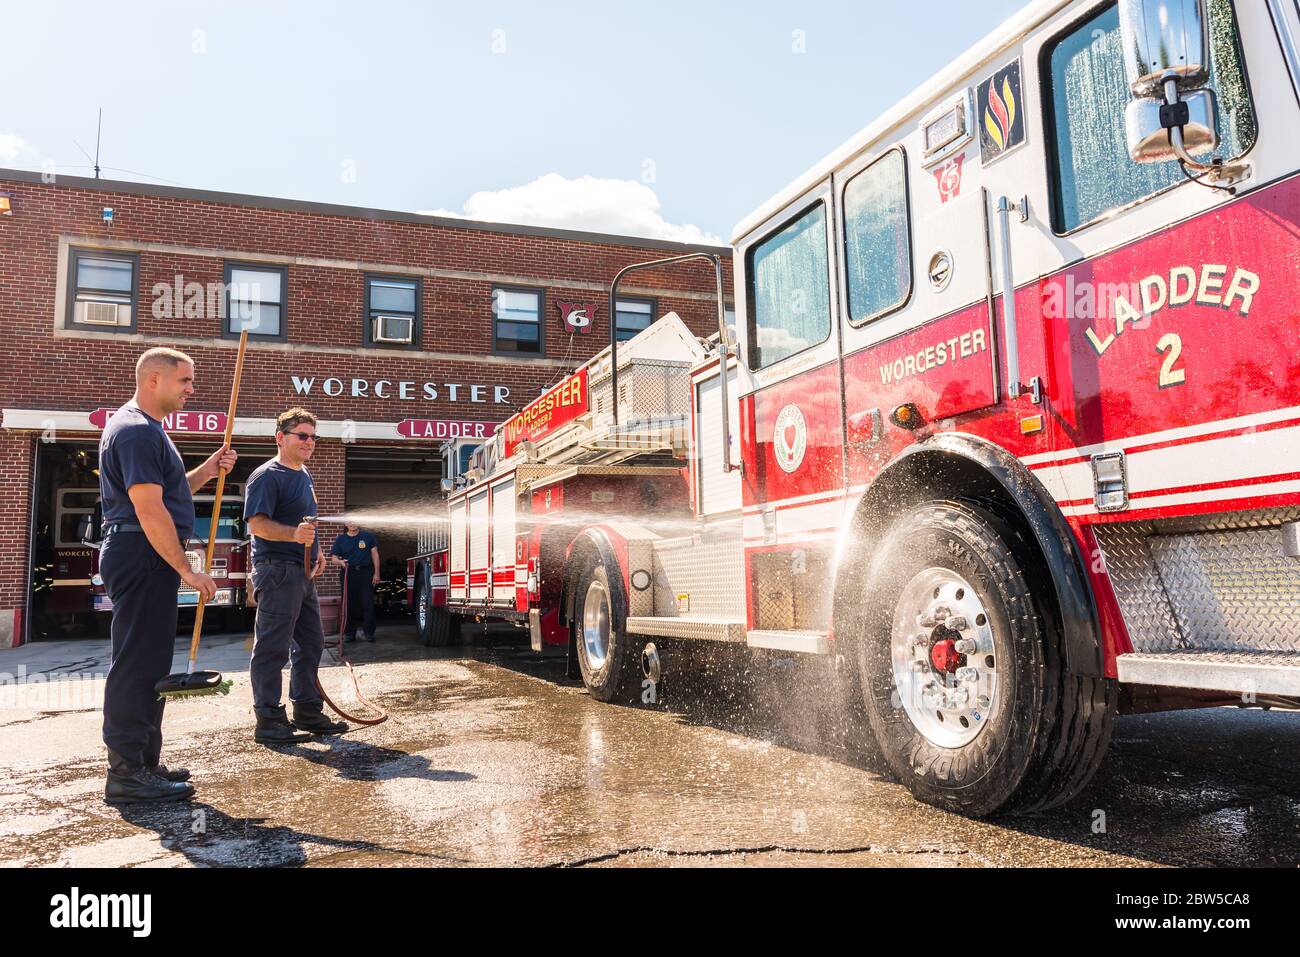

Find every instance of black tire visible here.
[854,500,1114,818]
[416,563,458,647]
[573,551,640,703]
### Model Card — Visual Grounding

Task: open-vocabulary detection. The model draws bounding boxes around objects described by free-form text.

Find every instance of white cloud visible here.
[420,173,721,245]
[0,134,34,163]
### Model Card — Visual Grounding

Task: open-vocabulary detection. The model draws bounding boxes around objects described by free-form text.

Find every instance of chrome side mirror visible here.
[1119,0,1210,97]
[440,478,454,493]
[1118,0,1249,184]
[1125,88,1218,162]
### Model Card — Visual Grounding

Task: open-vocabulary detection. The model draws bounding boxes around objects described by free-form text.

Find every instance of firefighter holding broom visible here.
[244,408,349,743]
[99,347,237,806]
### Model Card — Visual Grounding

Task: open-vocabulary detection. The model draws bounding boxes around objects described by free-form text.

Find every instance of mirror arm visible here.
[1160,77,1249,186]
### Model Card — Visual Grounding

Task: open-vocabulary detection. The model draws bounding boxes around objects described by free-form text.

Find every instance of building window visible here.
[615,297,656,342]
[492,286,543,355]
[67,249,138,331]
[224,262,287,339]
[843,148,911,325]
[365,275,421,348]
[1044,0,1255,233]
[746,202,831,371]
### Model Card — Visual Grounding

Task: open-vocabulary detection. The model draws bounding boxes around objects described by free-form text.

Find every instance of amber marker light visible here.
[1020,414,1044,435]
[890,403,924,431]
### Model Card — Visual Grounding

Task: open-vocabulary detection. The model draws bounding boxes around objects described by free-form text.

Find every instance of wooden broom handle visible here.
[188,331,248,662]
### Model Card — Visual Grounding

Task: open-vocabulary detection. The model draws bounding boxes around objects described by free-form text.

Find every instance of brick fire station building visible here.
[0,169,732,645]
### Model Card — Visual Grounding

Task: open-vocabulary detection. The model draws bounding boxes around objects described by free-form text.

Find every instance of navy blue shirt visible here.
[330,530,379,569]
[243,459,319,564]
[98,403,195,539]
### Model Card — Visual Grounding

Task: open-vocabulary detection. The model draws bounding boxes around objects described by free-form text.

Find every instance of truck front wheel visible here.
[855,500,1113,818]
[573,553,639,703]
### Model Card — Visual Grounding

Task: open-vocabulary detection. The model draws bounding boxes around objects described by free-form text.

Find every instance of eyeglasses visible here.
[282,431,318,442]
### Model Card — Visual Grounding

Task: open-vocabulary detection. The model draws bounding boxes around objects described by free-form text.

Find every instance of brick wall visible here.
[0,171,735,642]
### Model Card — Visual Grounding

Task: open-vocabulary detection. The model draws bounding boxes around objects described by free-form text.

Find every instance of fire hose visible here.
[305,529,389,726]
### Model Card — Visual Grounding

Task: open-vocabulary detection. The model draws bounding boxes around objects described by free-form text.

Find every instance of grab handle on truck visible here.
[994,195,1026,400]
[608,252,737,472]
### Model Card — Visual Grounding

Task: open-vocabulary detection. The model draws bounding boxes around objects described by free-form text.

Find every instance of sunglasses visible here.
[282,431,318,442]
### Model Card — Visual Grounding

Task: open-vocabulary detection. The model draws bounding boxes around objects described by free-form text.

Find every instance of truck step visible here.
[1116,650,1300,696]
[626,616,744,642]
[746,630,830,655]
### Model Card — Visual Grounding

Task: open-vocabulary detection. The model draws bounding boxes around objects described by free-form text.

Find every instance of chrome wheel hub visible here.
[890,567,998,749]
[582,580,611,670]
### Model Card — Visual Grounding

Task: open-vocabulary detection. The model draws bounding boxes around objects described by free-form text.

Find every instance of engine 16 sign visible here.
[89,408,226,433]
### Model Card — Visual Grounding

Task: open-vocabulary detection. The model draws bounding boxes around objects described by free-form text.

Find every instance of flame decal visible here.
[986,80,1010,151]
[1002,75,1016,132]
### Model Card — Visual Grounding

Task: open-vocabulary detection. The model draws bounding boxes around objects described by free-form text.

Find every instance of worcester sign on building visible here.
[0,168,732,646]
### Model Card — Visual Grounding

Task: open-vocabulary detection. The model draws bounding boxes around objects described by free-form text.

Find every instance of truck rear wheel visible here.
[416,564,459,647]
[573,553,639,703]
[855,500,1113,817]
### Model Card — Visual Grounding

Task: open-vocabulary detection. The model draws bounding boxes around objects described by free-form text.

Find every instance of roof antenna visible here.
[93,108,102,179]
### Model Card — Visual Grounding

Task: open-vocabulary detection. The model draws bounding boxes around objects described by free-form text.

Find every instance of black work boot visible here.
[254,706,314,744]
[105,751,195,806]
[291,699,349,735]
[149,764,191,783]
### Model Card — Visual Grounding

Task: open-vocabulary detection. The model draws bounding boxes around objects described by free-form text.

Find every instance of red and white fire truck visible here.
[410,0,1300,816]
[88,491,253,634]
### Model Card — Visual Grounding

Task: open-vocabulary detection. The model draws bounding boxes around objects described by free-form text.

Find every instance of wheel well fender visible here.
[560,528,625,629]
[834,433,1103,677]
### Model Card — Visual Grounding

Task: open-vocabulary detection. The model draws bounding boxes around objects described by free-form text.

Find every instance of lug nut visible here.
[954,638,977,654]
[977,695,991,710]
[910,661,926,673]
[957,667,979,683]
[945,616,969,631]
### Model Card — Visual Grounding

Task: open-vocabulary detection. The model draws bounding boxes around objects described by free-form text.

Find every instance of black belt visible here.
[104,523,145,534]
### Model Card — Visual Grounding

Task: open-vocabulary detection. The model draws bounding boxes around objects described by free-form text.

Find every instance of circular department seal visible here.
[773,404,808,474]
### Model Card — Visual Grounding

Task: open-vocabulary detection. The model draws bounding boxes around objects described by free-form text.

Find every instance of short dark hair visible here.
[277,408,317,434]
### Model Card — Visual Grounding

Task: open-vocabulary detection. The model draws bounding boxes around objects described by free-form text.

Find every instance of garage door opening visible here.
[339,446,444,617]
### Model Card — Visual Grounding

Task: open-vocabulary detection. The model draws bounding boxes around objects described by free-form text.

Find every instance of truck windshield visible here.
[191,501,246,541]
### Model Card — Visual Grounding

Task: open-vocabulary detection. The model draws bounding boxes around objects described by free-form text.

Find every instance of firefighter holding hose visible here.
[244,408,348,743]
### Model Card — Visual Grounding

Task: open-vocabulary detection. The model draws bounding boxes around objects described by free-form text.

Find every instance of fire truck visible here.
[88,490,253,635]
[410,0,1300,816]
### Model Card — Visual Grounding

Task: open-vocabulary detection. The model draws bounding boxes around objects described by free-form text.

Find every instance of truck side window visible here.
[843,148,911,325]
[1045,0,1255,233]
[746,202,832,370]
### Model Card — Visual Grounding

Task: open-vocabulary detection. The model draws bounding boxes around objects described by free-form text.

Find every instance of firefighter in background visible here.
[329,523,380,643]
[99,347,236,805]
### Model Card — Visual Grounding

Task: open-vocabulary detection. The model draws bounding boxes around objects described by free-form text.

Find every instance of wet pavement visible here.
[0,622,1297,867]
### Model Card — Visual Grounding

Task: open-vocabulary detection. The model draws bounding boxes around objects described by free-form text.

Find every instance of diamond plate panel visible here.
[1093,524,1185,653]
[626,615,746,642]
[590,359,692,420]
[1095,509,1300,655]
[651,526,745,618]
[1150,529,1300,653]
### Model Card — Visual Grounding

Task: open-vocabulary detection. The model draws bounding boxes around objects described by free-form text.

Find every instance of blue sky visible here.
[0,0,1025,242]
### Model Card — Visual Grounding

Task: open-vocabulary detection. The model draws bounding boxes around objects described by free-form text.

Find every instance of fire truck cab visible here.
[412,0,1300,817]
[89,489,252,634]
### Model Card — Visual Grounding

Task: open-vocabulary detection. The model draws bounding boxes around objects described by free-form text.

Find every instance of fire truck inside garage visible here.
[409,0,1300,818]
[32,440,263,639]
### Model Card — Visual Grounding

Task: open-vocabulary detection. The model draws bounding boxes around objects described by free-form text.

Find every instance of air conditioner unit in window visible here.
[77,300,130,326]
[373,314,413,344]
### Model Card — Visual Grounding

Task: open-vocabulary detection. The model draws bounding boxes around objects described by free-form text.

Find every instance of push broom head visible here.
[155,670,232,700]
